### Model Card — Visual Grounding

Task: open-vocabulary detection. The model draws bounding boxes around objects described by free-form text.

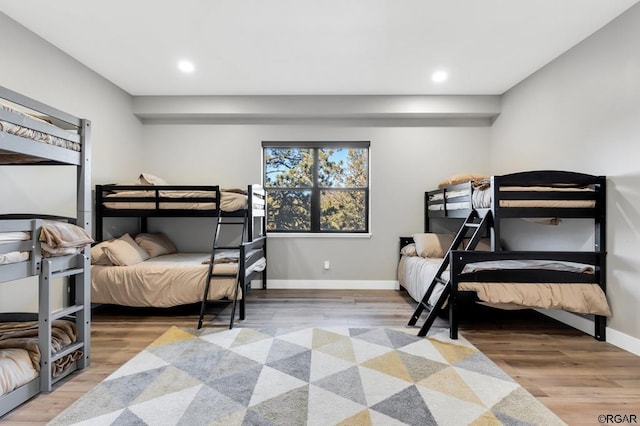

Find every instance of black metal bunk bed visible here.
[94,183,267,328]
[0,85,92,416]
[406,170,608,341]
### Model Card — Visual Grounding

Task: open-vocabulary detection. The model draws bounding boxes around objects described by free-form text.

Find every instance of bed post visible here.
[594,175,607,341]
[95,185,103,242]
[77,118,91,369]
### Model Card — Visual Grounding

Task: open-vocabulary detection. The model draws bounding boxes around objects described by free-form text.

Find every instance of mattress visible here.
[91,253,262,308]
[398,255,610,316]
[0,348,38,397]
[0,104,81,152]
[102,190,247,212]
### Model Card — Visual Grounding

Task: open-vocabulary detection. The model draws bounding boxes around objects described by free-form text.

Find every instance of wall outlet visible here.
[323,260,330,270]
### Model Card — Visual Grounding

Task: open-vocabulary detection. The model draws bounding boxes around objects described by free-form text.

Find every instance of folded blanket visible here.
[40,220,94,249]
[222,188,248,195]
[202,250,240,264]
[40,242,84,258]
[0,320,83,376]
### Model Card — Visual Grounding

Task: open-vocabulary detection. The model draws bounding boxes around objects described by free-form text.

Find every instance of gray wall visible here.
[0,13,144,310]
[490,3,640,340]
[139,122,492,283]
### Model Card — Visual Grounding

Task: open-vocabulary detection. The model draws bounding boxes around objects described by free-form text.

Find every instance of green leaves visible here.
[264,146,369,233]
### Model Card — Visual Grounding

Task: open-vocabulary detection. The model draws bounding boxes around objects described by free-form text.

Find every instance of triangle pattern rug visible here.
[49,326,565,426]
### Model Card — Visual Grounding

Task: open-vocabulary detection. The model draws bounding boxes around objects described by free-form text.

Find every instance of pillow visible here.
[135,232,177,258]
[438,173,489,189]
[463,237,492,251]
[102,233,150,266]
[90,239,115,265]
[400,243,418,257]
[412,233,455,258]
[138,173,168,186]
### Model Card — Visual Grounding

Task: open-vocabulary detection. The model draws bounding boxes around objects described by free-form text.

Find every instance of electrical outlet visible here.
[323,260,330,270]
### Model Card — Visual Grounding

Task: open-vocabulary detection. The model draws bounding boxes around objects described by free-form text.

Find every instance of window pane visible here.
[320,190,366,232]
[318,148,368,188]
[267,190,311,231]
[264,148,313,188]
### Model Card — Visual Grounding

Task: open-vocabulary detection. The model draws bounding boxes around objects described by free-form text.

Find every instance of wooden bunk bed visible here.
[0,85,92,416]
[400,170,609,340]
[93,183,267,328]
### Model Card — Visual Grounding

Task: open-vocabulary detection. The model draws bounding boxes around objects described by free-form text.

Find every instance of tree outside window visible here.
[263,142,370,233]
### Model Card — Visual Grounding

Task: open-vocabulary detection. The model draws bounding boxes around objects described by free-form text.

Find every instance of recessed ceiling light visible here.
[432,70,448,83]
[178,60,195,73]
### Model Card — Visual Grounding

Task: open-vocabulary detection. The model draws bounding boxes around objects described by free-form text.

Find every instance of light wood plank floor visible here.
[1,289,639,425]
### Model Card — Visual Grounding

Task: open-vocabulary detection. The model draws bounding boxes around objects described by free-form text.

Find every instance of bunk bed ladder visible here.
[408,210,493,337]
[197,211,248,330]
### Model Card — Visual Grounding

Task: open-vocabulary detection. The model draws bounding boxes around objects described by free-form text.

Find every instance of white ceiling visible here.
[1,0,638,96]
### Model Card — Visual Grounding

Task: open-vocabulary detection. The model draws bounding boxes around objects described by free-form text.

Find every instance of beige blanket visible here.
[0,320,83,376]
[91,253,240,308]
[0,104,80,151]
[459,282,611,316]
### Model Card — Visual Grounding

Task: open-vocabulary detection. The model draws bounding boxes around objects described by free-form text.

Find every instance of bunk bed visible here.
[0,85,92,417]
[400,170,609,340]
[92,183,267,327]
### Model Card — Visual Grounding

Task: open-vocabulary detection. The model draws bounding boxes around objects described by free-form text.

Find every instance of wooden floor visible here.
[2,289,639,425]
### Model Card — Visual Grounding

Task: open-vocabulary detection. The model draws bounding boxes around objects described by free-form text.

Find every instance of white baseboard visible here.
[537,309,640,357]
[606,328,640,357]
[266,280,400,290]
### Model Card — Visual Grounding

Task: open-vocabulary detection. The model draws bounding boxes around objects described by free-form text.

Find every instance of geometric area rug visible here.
[48,326,566,425]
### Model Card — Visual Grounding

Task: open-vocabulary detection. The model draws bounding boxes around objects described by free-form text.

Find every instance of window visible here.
[263,141,370,234]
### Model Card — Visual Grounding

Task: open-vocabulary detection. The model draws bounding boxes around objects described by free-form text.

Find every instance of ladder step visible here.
[51,268,84,279]
[51,341,85,363]
[464,223,481,228]
[50,304,84,321]
[434,276,448,285]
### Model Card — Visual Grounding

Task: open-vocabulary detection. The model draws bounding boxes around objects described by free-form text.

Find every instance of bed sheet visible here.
[398,255,610,315]
[91,253,241,308]
[398,255,448,306]
[0,348,38,397]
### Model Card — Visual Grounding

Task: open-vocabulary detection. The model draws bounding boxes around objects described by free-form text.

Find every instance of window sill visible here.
[267,232,372,239]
